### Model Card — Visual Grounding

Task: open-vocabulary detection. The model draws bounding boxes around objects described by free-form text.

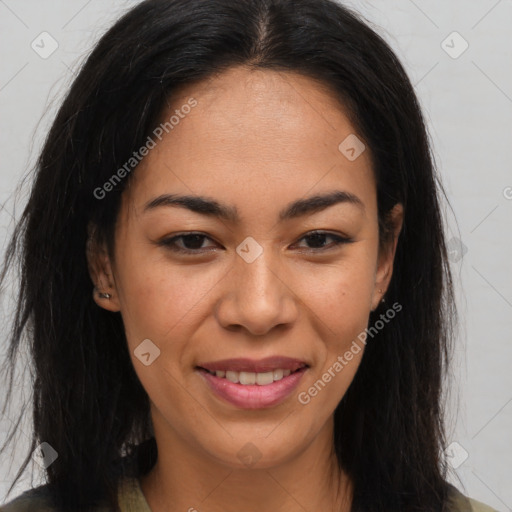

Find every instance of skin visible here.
[87,65,403,512]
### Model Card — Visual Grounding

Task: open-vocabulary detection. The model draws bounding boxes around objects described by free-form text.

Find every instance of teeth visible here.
[208,368,299,385]
[256,371,273,385]
[273,369,283,381]
[225,370,239,383]
[240,372,257,385]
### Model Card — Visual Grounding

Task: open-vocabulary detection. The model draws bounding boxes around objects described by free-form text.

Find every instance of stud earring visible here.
[94,287,112,299]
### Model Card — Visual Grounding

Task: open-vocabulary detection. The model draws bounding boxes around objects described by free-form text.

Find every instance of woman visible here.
[0,0,498,511]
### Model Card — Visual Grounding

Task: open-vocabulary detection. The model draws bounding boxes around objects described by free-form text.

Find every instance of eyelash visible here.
[158,231,354,255]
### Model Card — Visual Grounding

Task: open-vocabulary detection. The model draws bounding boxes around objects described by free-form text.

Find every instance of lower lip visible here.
[196,367,308,409]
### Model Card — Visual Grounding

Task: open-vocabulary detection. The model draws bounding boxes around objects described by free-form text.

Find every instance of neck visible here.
[139,412,353,512]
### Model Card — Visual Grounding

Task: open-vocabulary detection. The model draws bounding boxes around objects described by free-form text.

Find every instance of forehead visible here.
[125,66,375,218]
[166,66,356,158]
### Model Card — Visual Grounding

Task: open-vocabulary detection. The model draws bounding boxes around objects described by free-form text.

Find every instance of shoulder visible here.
[0,484,55,512]
[0,476,147,512]
[447,483,500,512]
[6,480,498,512]
[0,483,110,512]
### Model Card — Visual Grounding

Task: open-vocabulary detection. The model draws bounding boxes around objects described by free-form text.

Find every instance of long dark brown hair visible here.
[0,0,457,510]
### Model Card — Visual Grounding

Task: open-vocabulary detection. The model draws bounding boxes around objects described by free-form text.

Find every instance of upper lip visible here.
[197,356,309,373]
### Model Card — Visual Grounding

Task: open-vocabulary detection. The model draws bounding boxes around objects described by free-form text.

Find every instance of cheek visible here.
[115,249,222,346]
[294,264,372,412]
[297,256,375,329]
[293,254,375,400]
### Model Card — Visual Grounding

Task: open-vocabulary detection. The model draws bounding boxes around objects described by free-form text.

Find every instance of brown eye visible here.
[294,231,353,251]
[159,233,219,254]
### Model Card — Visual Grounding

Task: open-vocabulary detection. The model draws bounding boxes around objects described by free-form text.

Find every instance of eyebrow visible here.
[143,190,365,222]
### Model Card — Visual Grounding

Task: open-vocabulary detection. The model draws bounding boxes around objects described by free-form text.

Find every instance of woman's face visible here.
[89,66,402,469]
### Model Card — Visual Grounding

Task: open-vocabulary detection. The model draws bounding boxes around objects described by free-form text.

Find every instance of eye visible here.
[293,230,354,252]
[158,230,353,256]
[158,232,219,254]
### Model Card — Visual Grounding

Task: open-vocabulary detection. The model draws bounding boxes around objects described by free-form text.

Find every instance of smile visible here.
[196,365,308,409]
[202,367,297,385]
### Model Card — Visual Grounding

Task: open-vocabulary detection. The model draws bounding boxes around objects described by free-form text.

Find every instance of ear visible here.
[86,222,121,312]
[371,203,404,312]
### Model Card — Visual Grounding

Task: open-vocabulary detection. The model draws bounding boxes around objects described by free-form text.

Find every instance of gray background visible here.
[0,0,511,509]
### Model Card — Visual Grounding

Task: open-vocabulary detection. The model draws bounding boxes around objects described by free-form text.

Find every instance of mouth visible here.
[195,357,309,409]
[196,365,307,385]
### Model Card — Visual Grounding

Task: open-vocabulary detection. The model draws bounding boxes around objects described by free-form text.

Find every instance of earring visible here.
[94,287,112,299]
[379,288,386,303]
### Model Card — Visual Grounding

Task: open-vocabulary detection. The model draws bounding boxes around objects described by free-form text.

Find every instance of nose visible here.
[214,245,299,336]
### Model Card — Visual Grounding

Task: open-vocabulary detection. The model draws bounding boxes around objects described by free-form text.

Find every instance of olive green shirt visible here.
[0,477,500,512]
